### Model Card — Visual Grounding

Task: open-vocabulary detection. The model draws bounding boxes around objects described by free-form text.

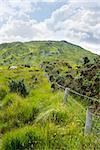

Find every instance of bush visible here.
[9,79,29,97]
[83,57,90,65]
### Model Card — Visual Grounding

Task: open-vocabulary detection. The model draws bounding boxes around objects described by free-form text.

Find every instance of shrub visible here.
[83,57,90,65]
[8,79,29,97]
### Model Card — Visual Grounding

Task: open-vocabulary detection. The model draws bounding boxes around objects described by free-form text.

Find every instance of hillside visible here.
[0,41,97,65]
[0,41,99,149]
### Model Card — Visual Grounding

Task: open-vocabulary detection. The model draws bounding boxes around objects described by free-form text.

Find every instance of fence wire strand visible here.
[45,73,100,134]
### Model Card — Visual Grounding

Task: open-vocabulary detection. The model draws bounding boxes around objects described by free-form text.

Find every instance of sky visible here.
[0,0,100,54]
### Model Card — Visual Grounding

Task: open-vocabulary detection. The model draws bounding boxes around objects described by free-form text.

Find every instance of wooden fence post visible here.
[84,107,92,134]
[63,88,69,104]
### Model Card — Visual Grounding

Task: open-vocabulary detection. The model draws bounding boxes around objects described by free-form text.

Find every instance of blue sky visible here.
[30,2,67,21]
[0,0,100,54]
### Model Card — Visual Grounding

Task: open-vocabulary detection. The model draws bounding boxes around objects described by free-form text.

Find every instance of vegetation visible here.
[9,79,28,97]
[0,41,99,150]
[41,56,100,99]
[0,41,97,65]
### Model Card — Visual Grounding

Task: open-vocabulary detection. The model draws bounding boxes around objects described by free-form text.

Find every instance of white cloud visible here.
[43,1,100,54]
[0,0,41,23]
[0,18,52,43]
[69,0,100,5]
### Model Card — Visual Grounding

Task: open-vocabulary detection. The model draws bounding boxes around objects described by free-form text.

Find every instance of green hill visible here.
[0,41,99,150]
[0,41,97,65]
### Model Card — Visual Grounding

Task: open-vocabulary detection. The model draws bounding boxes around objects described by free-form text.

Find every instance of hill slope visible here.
[0,41,97,65]
[0,41,99,149]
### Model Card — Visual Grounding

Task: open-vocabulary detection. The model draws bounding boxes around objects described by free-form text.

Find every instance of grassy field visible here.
[0,65,99,150]
[0,41,99,149]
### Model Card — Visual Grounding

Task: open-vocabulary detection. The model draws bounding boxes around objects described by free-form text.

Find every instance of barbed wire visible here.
[44,66,100,103]
[69,88,100,103]
[45,73,100,132]
[56,82,100,116]
[56,82,100,103]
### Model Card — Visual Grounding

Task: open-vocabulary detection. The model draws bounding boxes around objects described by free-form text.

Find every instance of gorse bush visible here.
[42,57,100,99]
[8,79,29,97]
[83,56,90,65]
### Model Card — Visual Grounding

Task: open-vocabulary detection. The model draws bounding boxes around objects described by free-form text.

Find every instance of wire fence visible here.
[56,82,100,135]
[45,72,100,135]
[63,86,100,135]
[56,82,100,103]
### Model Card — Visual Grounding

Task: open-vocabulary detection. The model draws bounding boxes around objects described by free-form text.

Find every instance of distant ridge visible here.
[0,40,97,65]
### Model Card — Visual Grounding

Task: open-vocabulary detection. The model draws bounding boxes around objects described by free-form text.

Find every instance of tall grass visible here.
[0,65,99,150]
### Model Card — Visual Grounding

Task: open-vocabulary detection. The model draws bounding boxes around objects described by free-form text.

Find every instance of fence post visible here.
[63,88,69,104]
[84,107,92,134]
